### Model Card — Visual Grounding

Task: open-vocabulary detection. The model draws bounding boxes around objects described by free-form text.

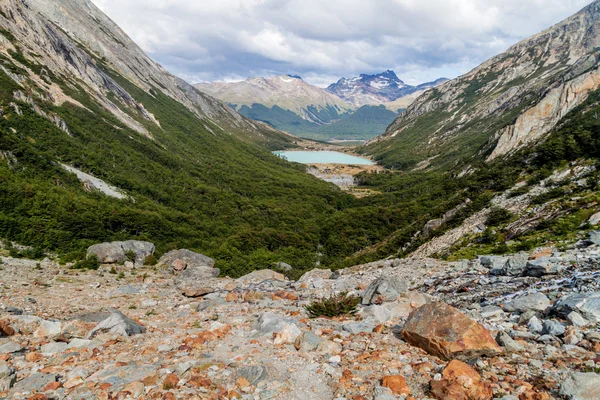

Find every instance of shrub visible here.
[305,293,361,318]
[124,250,136,262]
[73,254,100,270]
[143,254,157,266]
[486,207,513,227]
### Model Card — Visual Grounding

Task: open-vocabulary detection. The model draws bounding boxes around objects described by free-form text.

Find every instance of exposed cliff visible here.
[363,1,600,170]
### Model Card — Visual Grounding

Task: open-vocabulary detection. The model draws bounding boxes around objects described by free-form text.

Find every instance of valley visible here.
[1,0,600,398]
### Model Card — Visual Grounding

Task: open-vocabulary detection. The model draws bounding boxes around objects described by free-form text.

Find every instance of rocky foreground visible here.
[1,239,600,400]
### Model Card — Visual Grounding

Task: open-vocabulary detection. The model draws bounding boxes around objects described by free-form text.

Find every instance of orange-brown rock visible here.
[226,293,239,302]
[162,373,179,390]
[430,360,493,400]
[0,321,15,337]
[26,395,48,400]
[382,375,411,396]
[401,302,502,361]
[272,291,299,301]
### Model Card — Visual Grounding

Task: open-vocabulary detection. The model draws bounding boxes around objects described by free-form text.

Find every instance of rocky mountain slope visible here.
[196,75,353,125]
[1,239,599,399]
[9,0,292,147]
[327,70,447,108]
[363,1,600,171]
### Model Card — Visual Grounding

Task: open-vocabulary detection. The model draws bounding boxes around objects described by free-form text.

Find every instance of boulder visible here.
[559,372,600,399]
[478,255,508,270]
[362,276,408,305]
[401,302,502,361]
[523,258,567,277]
[503,293,550,313]
[87,240,154,264]
[501,254,529,276]
[172,254,220,298]
[157,249,215,272]
[298,268,334,282]
[430,360,493,400]
[294,331,323,352]
[276,262,293,272]
[254,312,301,339]
[542,320,565,336]
[552,292,600,323]
[495,331,524,352]
[236,269,285,285]
[381,375,410,396]
[87,311,146,338]
[527,316,543,334]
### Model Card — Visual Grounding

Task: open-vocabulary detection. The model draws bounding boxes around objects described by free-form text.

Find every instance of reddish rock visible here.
[171,258,187,271]
[0,321,15,337]
[226,292,239,302]
[272,291,299,301]
[430,360,493,400]
[26,395,48,400]
[43,381,62,391]
[382,375,411,396]
[401,302,502,361]
[162,373,179,389]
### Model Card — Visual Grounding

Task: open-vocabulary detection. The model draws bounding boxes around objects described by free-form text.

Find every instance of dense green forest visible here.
[236,104,398,141]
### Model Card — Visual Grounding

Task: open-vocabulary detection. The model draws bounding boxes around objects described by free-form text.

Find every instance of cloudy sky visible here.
[91,0,592,87]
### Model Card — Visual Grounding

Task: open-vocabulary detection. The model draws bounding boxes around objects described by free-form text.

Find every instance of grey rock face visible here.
[361,276,408,305]
[294,331,323,352]
[342,321,376,335]
[236,365,268,386]
[0,341,23,354]
[254,312,300,337]
[12,373,56,393]
[503,293,550,313]
[479,255,509,270]
[87,240,155,264]
[87,311,146,338]
[0,363,16,391]
[496,331,524,352]
[552,292,600,323]
[158,249,215,272]
[166,251,220,298]
[41,342,69,355]
[501,254,529,276]
[527,316,544,334]
[567,311,589,327]
[560,372,600,399]
[298,268,334,282]
[542,320,565,336]
[523,258,567,277]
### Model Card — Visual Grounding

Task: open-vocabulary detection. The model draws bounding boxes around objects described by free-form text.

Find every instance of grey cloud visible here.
[91,0,592,86]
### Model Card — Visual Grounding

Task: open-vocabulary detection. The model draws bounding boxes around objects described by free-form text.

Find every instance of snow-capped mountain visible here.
[195,75,353,125]
[327,70,447,107]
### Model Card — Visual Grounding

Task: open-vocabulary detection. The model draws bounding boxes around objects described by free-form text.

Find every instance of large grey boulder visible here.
[552,292,600,323]
[503,293,551,313]
[501,254,529,276]
[361,276,408,305]
[158,249,215,272]
[523,257,567,277]
[87,240,154,264]
[479,255,508,270]
[174,265,220,298]
[87,311,146,338]
[560,372,600,399]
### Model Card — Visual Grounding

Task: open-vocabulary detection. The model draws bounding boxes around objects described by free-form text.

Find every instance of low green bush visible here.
[305,293,361,318]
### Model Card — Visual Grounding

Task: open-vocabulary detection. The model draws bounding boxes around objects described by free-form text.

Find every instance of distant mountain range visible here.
[326,70,447,107]
[195,72,446,140]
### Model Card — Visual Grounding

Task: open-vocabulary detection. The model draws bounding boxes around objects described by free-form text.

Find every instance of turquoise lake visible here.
[274,151,374,165]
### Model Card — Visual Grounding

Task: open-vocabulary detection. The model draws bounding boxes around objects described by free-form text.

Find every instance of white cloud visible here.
[91,0,593,86]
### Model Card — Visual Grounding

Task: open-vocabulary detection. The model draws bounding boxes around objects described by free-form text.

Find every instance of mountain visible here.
[326,70,448,107]
[363,1,600,171]
[196,75,402,140]
[195,75,353,125]
[0,0,357,276]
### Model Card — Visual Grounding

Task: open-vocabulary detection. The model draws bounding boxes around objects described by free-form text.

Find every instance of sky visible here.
[91,0,592,87]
